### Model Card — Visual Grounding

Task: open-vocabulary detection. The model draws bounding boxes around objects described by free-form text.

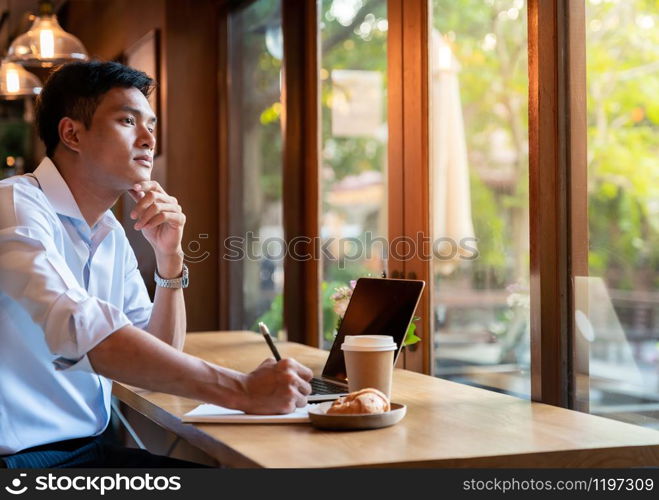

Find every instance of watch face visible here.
[182,265,189,287]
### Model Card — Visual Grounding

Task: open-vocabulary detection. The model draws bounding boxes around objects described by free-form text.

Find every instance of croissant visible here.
[326,388,391,415]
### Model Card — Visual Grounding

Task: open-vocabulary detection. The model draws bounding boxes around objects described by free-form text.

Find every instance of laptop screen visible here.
[322,277,425,382]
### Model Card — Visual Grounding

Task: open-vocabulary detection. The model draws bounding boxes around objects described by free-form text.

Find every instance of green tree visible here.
[586,0,659,291]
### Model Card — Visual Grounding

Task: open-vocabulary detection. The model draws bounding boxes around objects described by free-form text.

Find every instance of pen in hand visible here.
[258,322,281,361]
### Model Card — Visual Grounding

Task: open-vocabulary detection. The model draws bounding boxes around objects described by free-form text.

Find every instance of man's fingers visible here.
[131,193,178,221]
[133,181,165,194]
[245,359,313,413]
[297,378,312,396]
[285,381,309,410]
[297,363,313,381]
[278,358,313,381]
[277,358,313,377]
[280,367,312,399]
[139,212,186,231]
[258,358,277,369]
[134,202,181,230]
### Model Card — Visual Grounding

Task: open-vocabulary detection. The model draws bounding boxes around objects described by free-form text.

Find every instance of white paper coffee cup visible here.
[341,335,397,397]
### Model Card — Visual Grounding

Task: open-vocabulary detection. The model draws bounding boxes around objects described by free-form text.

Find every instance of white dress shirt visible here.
[0,157,153,455]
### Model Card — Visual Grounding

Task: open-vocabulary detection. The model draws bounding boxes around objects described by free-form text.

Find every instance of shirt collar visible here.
[32,157,120,230]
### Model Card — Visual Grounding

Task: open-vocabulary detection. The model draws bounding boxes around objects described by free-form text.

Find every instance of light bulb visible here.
[0,60,43,98]
[6,68,20,93]
[39,29,55,59]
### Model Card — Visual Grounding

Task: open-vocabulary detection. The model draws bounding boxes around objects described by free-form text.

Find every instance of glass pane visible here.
[319,0,388,347]
[580,0,659,429]
[0,100,36,180]
[430,0,530,397]
[228,0,284,334]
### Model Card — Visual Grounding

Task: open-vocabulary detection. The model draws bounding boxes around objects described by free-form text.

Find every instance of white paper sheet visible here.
[182,404,313,424]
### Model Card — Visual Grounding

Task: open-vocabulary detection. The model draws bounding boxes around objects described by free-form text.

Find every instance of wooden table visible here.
[113,331,659,468]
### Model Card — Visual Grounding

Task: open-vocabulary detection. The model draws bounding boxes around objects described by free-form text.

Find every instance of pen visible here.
[258,322,281,361]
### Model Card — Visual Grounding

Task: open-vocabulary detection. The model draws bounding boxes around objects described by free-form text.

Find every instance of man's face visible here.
[76,86,156,192]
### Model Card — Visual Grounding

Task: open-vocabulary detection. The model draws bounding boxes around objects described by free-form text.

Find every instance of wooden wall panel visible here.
[64,0,220,331]
[163,0,219,331]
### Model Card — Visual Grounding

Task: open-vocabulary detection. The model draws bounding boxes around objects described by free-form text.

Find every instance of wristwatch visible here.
[154,263,189,289]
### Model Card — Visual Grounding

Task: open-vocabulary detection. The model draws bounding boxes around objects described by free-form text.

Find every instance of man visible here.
[0,61,312,468]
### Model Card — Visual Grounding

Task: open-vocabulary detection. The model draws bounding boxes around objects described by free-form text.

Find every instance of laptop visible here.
[308,277,425,402]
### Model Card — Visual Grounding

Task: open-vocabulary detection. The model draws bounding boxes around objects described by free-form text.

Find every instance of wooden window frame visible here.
[387,0,432,373]
[386,0,588,403]
[528,0,587,408]
[281,1,321,345]
[218,0,588,409]
[217,0,320,345]
[218,1,243,331]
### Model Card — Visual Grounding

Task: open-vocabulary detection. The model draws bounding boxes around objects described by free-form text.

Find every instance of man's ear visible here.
[58,117,84,153]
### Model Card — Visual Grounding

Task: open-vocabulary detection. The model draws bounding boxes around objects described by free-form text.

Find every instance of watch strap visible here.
[154,263,189,288]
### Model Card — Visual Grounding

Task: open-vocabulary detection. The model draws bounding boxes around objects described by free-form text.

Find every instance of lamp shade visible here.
[7,14,88,67]
[0,60,42,98]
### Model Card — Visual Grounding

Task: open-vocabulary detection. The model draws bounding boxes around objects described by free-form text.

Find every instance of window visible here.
[227,0,284,333]
[0,100,36,180]
[430,0,530,397]
[319,0,388,347]
[219,0,654,419]
[578,0,659,429]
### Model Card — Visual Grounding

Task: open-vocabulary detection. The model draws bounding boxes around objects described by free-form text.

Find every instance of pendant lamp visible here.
[7,0,88,67]
[0,59,42,98]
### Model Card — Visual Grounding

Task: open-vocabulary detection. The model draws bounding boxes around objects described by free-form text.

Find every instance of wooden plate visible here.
[308,402,407,430]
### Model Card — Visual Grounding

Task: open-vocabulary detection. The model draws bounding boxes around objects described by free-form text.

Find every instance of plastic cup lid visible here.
[341,335,397,352]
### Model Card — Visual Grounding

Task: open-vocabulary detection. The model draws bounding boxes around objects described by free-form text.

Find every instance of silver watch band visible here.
[154,263,189,288]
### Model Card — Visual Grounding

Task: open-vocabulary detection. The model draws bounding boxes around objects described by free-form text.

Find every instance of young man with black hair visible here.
[0,61,312,468]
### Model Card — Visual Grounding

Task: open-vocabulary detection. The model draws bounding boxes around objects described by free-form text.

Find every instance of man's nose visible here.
[138,125,156,150]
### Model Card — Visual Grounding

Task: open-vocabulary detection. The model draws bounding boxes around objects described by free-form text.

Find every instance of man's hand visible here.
[238,358,313,414]
[128,181,185,268]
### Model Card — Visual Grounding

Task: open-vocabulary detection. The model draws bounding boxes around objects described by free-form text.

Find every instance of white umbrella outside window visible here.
[431,30,476,276]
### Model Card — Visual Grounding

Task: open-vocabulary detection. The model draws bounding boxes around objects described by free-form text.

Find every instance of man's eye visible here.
[148,127,155,134]
[122,117,135,125]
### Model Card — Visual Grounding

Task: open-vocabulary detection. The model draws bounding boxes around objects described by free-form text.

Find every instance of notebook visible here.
[182,403,313,424]
[308,277,425,402]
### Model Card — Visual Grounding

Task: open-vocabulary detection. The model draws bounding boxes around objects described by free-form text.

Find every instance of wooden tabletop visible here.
[113,331,659,468]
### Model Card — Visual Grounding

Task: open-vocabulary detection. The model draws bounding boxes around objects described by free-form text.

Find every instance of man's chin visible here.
[129,173,152,187]
[120,179,149,197]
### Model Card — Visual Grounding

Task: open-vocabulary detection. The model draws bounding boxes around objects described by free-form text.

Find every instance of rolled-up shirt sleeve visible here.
[122,246,153,330]
[0,184,131,372]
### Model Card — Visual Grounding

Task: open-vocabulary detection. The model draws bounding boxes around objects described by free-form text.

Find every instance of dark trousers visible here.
[0,435,209,468]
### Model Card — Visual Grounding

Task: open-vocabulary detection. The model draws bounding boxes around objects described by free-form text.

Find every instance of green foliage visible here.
[469,173,506,274]
[251,0,659,332]
[252,280,346,342]
[252,293,283,334]
[320,0,388,185]
[404,316,421,346]
[431,0,530,287]
[322,280,343,342]
[430,0,659,294]
[585,0,659,290]
[324,262,376,286]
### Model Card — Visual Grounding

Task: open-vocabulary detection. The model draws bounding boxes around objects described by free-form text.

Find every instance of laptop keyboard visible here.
[310,378,347,395]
